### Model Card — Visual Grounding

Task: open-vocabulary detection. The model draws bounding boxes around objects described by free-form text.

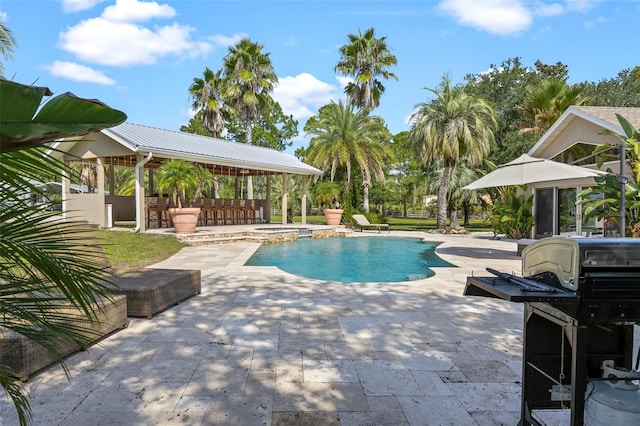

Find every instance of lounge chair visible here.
[352,214,390,233]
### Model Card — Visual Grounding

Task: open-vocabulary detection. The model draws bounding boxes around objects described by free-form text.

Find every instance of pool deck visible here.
[1,229,638,425]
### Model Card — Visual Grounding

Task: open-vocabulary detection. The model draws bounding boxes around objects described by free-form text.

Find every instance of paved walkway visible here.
[1,231,633,425]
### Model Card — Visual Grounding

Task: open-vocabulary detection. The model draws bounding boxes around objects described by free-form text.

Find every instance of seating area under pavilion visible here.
[48,122,322,232]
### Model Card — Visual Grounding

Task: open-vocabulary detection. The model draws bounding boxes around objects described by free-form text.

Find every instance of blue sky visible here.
[2,0,639,154]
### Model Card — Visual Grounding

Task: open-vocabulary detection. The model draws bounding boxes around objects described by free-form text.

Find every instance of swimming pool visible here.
[245,236,455,282]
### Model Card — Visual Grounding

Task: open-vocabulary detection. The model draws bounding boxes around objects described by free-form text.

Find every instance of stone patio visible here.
[1,230,636,425]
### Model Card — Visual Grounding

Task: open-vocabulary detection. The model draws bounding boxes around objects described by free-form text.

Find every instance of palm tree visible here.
[335,27,398,111]
[223,37,278,199]
[188,67,226,138]
[0,22,17,75]
[156,159,199,208]
[519,78,587,134]
[410,74,496,231]
[1,78,126,425]
[304,100,394,212]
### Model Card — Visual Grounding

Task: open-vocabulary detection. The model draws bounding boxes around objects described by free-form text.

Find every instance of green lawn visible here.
[278,215,493,233]
[95,230,186,272]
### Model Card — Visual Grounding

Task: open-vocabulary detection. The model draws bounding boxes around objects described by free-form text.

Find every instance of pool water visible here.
[245,236,455,282]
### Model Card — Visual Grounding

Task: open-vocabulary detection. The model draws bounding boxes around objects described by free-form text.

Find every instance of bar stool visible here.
[244,200,257,223]
[232,198,247,224]
[148,197,171,228]
[212,198,225,225]
[201,198,214,226]
[222,198,235,225]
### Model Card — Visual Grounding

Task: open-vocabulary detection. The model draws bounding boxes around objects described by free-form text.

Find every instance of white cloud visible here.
[61,0,107,13]
[56,0,212,69]
[102,0,176,23]
[565,0,598,12]
[0,11,7,21]
[584,15,607,29]
[336,76,351,88]
[209,33,247,48]
[272,73,341,120]
[45,60,115,85]
[534,3,565,17]
[438,0,533,35]
[58,18,212,66]
[281,35,298,47]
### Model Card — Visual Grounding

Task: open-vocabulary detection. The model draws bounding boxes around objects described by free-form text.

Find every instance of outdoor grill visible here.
[464,237,640,425]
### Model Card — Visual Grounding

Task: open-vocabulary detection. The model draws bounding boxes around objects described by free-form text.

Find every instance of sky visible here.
[1,0,639,154]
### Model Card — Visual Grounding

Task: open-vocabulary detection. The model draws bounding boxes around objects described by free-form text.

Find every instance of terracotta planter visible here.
[324,208,344,226]
[169,207,201,234]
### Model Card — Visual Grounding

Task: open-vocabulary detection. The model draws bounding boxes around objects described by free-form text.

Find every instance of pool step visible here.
[177,233,268,245]
[173,227,342,246]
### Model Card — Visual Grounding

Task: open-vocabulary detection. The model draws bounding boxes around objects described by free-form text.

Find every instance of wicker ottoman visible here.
[0,294,128,381]
[110,269,201,319]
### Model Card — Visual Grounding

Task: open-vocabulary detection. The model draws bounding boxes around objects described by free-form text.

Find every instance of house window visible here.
[535,188,554,238]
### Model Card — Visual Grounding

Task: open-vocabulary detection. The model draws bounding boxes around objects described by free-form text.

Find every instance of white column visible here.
[96,157,106,227]
[61,162,70,220]
[281,173,288,225]
[301,175,307,225]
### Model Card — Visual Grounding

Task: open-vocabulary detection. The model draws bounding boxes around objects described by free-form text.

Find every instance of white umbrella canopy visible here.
[463,154,606,190]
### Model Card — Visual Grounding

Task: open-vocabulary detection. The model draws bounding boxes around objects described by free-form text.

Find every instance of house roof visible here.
[98,122,321,176]
[528,106,640,159]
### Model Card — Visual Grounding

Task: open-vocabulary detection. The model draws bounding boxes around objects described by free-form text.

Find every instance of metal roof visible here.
[102,122,321,176]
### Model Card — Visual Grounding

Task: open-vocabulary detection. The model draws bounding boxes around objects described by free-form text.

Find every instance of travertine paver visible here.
[3,230,630,425]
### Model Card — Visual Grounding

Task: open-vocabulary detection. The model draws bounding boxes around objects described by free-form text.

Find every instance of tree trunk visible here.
[363,183,370,212]
[462,201,470,226]
[450,206,459,228]
[412,183,417,207]
[436,166,452,231]
[213,176,220,199]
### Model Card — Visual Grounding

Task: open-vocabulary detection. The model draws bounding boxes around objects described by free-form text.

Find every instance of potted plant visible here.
[314,181,343,225]
[157,159,202,233]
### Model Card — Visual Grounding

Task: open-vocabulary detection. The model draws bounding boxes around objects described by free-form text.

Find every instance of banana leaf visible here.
[0,77,127,152]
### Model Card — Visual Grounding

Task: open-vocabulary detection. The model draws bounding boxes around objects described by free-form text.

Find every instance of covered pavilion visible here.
[49,122,322,231]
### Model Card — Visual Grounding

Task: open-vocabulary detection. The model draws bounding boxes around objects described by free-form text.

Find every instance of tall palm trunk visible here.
[450,206,460,228]
[363,183,370,212]
[362,168,371,212]
[213,176,220,198]
[437,166,453,230]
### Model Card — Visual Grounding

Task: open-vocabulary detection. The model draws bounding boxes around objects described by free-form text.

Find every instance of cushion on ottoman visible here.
[110,269,201,319]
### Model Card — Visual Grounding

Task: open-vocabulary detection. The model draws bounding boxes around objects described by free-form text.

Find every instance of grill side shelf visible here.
[464,276,578,303]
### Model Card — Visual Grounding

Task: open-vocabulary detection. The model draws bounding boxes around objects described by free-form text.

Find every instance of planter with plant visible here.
[157,159,205,234]
[314,181,343,225]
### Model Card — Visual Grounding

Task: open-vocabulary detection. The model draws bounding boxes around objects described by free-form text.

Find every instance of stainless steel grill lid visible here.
[522,237,640,291]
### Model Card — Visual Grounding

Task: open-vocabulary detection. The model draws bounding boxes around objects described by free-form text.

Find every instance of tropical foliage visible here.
[0,78,126,425]
[304,100,394,212]
[156,159,212,209]
[188,67,227,138]
[0,22,16,75]
[577,114,640,236]
[410,74,496,231]
[313,181,341,209]
[335,27,398,111]
[487,187,534,239]
[518,78,587,134]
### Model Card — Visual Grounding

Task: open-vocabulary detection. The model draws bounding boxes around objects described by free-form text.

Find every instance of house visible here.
[526,106,640,238]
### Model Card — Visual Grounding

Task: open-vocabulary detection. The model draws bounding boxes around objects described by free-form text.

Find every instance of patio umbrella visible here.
[463,154,605,190]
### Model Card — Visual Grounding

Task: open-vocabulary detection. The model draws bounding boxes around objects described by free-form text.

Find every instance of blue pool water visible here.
[245,236,455,282]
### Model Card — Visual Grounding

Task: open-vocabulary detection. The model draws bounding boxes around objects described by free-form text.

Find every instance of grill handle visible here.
[486,268,557,293]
